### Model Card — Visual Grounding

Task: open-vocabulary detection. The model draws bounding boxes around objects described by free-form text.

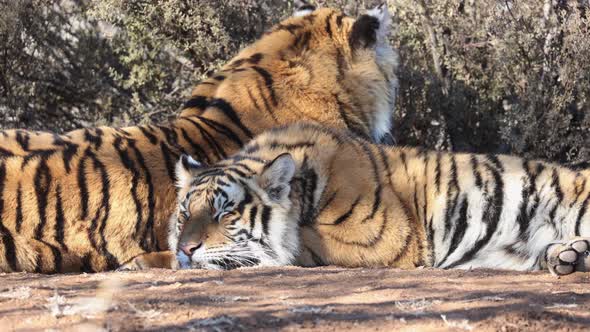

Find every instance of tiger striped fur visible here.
[160,123,590,276]
[0,2,399,273]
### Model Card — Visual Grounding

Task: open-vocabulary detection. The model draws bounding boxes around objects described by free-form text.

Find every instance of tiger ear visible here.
[349,3,391,50]
[293,0,316,17]
[259,153,296,201]
[175,154,204,189]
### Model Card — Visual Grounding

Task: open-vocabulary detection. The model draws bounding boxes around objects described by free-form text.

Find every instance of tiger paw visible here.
[546,238,590,276]
[117,251,178,271]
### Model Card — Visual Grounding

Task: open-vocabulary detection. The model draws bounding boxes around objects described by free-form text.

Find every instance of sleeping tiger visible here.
[0,2,399,273]
[128,122,590,276]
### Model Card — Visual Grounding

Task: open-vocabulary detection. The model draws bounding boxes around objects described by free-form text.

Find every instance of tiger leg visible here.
[0,231,84,273]
[117,251,178,271]
[544,237,590,276]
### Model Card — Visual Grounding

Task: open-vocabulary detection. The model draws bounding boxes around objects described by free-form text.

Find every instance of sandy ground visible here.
[1,267,590,332]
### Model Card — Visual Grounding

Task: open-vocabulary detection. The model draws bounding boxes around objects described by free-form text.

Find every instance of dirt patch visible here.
[1,267,590,331]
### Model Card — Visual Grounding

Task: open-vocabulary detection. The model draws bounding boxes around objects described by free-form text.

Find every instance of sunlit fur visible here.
[171,123,590,272]
[0,3,399,273]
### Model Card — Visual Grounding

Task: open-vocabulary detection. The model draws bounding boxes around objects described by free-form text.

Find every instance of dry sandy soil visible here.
[1,267,590,332]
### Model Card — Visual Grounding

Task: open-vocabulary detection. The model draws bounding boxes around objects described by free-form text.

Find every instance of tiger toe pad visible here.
[547,238,590,276]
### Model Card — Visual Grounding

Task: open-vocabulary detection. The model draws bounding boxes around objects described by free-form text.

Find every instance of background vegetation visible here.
[1,0,589,165]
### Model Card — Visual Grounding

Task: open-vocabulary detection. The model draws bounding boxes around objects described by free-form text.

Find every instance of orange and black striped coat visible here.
[0,3,399,273]
[164,122,590,276]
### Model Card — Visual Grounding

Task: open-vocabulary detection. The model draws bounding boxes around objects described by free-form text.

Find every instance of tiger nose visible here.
[180,242,203,256]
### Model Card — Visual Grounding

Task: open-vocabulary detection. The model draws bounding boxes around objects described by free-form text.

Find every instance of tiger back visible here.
[0,2,399,273]
[170,122,590,276]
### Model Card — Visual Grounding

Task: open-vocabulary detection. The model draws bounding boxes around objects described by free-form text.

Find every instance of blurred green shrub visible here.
[1,0,589,165]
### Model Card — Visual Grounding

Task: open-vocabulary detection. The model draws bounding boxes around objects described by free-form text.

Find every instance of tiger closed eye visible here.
[219,211,238,222]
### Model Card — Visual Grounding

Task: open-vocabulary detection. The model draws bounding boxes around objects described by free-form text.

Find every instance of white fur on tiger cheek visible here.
[265,196,301,266]
[167,213,180,255]
[247,180,300,266]
[368,5,399,143]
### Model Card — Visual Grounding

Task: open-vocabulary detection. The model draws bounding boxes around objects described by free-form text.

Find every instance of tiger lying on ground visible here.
[0,2,399,273]
[127,122,590,276]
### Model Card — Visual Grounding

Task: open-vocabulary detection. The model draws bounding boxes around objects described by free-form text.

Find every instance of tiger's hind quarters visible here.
[546,238,590,276]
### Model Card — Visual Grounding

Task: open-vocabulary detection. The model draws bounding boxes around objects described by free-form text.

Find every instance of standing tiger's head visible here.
[185,1,399,143]
[169,154,299,270]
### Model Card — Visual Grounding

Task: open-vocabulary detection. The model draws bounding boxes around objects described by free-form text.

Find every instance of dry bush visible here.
[1,0,589,164]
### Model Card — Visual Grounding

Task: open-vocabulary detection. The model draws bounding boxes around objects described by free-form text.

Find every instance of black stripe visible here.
[332,197,361,225]
[248,53,263,64]
[298,156,318,226]
[254,79,279,122]
[252,66,278,106]
[0,147,14,158]
[548,168,563,224]
[575,194,590,236]
[160,142,178,182]
[268,141,315,150]
[61,142,78,173]
[516,160,533,241]
[139,126,158,145]
[236,191,253,215]
[261,206,271,235]
[84,129,103,149]
[15,130,30,151]
[81,253,93,273]
[0,163,18,271]
[435,153,442,193]
[246,86,263,112]
[336,48,347,79]
[77,150,89,220]
[34,159,51,240]
[355,138,382,221]
[428,217,435,264]
[159,125,189,156]
[87,150,119,270]
[199,116,244,147]
[113,137,146,249]
[438,195,468,267]
[447,162,504,268]
[183,96,209,110]
[40,239,62,273]
[325,12,335,38]
[413,178,420,222]
[179,127,209,164]
[334,94,368,139]
[422,153,430,236]
[336,14,344,27]
[273,23,302,35]
[15,184,23,233]
[470,155,482,188]
[306,246,326,266]
[326,207,388,248]
[318,191,337,215]
[182,117,226,159]
[487,154,504,171]
[249,206,258,233]
[400,152,408,173]
[443,156,460,240]
[54,184,68,250]
[294,30,311,49]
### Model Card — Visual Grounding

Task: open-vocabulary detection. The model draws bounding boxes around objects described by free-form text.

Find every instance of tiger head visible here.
[169,153,299,270]
[184,1,399,143]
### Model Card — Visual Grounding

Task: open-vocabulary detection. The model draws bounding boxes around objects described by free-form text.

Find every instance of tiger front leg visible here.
[544,237,590,276]
[117,251,179,271]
